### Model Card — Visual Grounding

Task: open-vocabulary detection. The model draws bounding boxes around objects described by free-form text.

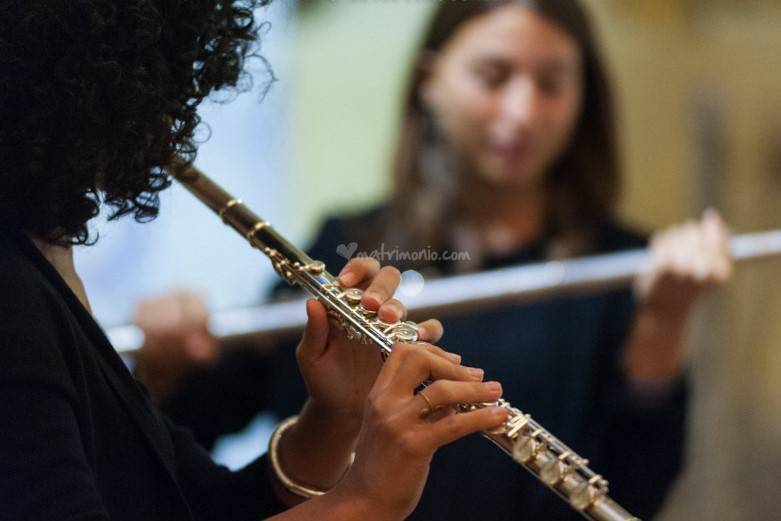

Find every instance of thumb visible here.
[297,299,330,363]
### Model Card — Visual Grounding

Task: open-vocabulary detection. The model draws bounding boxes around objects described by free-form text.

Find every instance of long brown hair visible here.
[388,0,620,261]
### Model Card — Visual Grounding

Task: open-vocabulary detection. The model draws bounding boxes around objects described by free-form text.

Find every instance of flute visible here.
[170,162,641,521]
[108,228,781,353]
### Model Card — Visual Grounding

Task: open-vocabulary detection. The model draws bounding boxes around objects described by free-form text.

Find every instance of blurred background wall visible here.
[290,1,781,520]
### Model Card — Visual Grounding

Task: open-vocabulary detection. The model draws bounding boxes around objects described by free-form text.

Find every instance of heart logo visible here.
[336,242,358,259]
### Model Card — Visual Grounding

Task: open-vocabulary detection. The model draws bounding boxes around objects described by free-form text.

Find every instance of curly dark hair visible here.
[0,0,270,245]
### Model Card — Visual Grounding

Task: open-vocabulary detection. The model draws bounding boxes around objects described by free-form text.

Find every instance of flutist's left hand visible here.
[296,257,445,429]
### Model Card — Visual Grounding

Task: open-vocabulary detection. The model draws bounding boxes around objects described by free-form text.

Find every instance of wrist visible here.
[302,399,363,440]
[270,416,329,502]
[272,485,401,521]
[278,401,361,491]
[633,305,692,352]
[625,310,689,384]
[324,476,402,521]
[635,302,691,329]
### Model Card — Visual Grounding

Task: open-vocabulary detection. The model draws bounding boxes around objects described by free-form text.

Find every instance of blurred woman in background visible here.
[136,1,732,520]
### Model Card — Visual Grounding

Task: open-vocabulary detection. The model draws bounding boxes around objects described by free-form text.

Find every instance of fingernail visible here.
[379,308,400,323]
[339,272,356,286]
[362,292,379,307]
[468,367,484,380]
[485,381,502,394]
[491,406,508,418]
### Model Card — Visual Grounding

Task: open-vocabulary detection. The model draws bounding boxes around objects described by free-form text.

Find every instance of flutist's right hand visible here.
[340,343,508,518]
[272,343,508,521]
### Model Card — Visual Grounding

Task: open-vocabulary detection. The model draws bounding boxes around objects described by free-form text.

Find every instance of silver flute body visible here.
[171,163,640,521]
[108,230,781,353]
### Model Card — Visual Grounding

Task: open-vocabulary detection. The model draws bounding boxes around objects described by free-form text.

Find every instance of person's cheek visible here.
[452,91,494,166]
[467,92,503,174]
[542,97,580,167]
[455,80,494,134]
[559,87,583,144]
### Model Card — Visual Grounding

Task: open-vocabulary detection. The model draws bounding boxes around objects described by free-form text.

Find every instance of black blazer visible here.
[0,227,284,521]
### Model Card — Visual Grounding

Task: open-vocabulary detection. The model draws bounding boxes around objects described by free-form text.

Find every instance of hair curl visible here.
[0,0,270,245]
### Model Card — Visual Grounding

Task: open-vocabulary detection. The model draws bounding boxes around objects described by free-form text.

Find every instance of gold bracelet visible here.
[268,415,328,499]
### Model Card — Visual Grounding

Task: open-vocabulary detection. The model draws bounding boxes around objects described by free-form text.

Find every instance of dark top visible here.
[0,227,285,521]
[165,205,688,521]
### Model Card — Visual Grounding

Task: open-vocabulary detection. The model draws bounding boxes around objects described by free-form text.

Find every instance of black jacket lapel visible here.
[8,230,192,517]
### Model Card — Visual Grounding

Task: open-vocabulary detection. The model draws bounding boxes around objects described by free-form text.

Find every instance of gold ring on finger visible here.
[417,389,435,417]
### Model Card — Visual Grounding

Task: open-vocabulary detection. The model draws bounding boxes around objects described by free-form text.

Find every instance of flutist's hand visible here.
[334,343,507,519]
[271,342,508,521]
[627,209,732,384]
[296,257,444,428]
[278,257,451,504]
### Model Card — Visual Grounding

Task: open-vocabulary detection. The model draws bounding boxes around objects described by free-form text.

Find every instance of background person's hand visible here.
[133,290,218,402]
[628,209,732,383]
[636,208,732,319]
